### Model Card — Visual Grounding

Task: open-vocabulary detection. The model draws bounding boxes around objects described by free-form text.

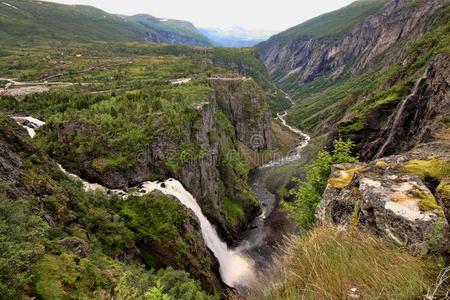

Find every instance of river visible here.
[235,91,310,275]
[10,91,309,289]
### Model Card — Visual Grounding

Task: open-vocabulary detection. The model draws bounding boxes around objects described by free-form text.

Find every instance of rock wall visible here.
[209,78,273,151]
[361,53,450,159]
[258,0,447,87]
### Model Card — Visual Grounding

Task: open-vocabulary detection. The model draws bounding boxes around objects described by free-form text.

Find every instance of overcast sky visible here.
[45,0,356,31]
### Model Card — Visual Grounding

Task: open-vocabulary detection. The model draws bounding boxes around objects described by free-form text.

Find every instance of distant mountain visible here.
[0,0,212,46]
[200,27,277,47]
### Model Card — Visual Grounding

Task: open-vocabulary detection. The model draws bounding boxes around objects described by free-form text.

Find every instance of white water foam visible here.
[11,116,46,138]
[139,180,254,287]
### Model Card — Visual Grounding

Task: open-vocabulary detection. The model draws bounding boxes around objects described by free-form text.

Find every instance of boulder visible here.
[61,237,91,258]
[316,154,448,255]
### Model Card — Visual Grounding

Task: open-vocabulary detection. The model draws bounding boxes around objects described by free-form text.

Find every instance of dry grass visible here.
[246,225,445,300]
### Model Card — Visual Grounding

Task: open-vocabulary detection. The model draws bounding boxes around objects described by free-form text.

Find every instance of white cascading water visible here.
[12,115,253,287]
[138,181,253,287]
[12,89,307,287]
[11,116,45,138]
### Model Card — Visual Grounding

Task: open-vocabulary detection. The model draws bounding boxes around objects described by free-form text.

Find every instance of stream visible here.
[11,91,309,289]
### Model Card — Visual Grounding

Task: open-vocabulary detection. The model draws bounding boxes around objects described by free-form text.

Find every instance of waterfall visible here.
[374,72,428,159]
[139,181,253,287]
[12,115,254,287]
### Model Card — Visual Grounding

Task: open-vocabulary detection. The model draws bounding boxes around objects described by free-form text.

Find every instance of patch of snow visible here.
[2,2,18,9]
[159,18,169,22]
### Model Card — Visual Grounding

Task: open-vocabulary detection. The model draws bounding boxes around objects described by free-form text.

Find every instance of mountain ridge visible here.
[0,0,212,46]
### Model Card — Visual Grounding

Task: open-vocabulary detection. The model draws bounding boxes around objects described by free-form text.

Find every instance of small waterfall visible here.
[375,72,428,159]
[12,115,254,287]
[11,116,45,138]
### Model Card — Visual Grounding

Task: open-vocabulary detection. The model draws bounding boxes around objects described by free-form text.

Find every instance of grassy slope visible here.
[131,14,211,45]
[249,225,445,299]
[257,0,387,50]
[0,0,211,45]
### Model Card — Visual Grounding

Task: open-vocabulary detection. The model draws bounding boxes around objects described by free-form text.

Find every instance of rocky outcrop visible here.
[258,0,447,88]
[209,78,273,151]
[60,237,91,258]
[316,147,449,254]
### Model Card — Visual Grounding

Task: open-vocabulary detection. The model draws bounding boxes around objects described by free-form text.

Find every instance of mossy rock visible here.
[409,188,444,215]
[402,157,450,181]
[328,167,362,189]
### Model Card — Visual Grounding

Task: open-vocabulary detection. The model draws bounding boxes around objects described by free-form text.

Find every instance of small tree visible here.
[284,139,357,229]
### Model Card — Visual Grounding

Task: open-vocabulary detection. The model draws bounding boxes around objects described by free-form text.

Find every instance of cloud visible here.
[45,0,356,31]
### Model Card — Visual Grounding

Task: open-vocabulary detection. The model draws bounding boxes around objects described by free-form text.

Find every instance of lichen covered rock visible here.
[316,151,449,254]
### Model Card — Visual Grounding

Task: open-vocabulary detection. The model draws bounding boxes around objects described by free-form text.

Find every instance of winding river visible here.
[11,91,309,289]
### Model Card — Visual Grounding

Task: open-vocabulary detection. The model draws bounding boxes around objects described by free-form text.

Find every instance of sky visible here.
[46,0,356,32]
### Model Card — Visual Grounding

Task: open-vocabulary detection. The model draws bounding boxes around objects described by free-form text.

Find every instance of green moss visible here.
[409,188,443,214]
[223,197,245,225]
[437,181,450,199]
[403,157,450,181]
[328,167,361,189]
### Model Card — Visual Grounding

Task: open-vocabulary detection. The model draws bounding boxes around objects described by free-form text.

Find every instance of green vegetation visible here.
[0,0,211,46]
[0,113,218,298]
[115,267,217,300]
[283,139,357,229]
[223,197,245,225]
[258,0,387,47]
[283,4,450,139]
[122,194,192,263]
[250,225,444,299]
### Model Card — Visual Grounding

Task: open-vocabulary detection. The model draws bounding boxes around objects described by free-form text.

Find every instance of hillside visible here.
[0,0,211,46]
[256,0,449,149]
[258,0,388,49]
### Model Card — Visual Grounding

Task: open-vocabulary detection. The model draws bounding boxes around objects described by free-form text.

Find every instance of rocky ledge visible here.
[316,143,449,255]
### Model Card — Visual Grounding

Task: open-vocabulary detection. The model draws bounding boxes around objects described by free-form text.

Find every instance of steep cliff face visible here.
[209,78,274,151]
[258,0,447,89]
[362,54,450,159]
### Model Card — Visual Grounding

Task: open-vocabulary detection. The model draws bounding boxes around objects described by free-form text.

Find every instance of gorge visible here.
[0,0,449,299]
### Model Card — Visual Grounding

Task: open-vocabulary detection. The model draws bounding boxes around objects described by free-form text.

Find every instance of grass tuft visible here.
[248,225,444,300]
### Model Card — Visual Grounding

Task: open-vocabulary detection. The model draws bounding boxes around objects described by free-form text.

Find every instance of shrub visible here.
[284,139,357,229]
